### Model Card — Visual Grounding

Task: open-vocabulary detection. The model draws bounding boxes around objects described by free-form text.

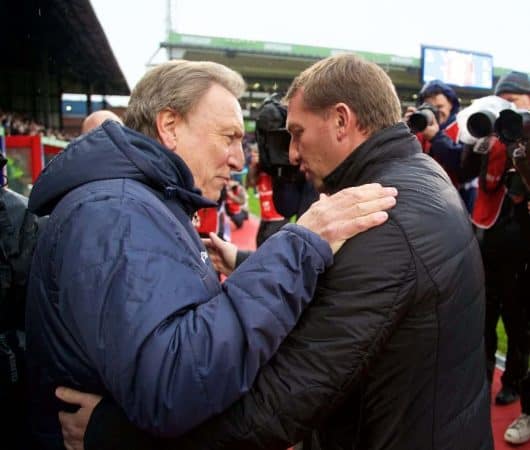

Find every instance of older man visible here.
[25,60,396,449]
[61,54,491,450]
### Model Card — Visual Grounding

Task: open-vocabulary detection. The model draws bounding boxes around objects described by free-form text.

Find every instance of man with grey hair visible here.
[25,59,397,449]
[60,54,491,450]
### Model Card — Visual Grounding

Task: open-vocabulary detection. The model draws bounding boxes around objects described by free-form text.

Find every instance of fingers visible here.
[58,410,73,427]
[335,210,390,237]
[307,184,397,222]
[58,409,86,450]
[329,210,390,254]
[328,211,389,254]
[56,386,86,406]
[208,232,225,248]
[56,386,102,408]
[341,194,396,219]
[209,233,237,272]
[326,184,398,206]
[403,106,417,121]
[296,184,398,253]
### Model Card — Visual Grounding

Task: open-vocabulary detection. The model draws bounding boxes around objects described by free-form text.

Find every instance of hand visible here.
[202,233,238,275]
[402,106,417,123]
[473,136,492,154]
[296,183,398,254]
[422,119,440,141]
[56,386,102,450]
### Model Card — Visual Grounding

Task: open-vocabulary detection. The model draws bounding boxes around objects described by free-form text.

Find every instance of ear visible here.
[333,103,354,142]
[156,109,181,150]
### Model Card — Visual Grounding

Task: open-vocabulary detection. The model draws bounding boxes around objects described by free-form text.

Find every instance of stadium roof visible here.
[1,0,129,96]
[162,32,421,91]
[162,32,525,103]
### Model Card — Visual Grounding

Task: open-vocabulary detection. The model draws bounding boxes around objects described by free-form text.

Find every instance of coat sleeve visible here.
[171,219,417,449]
[429,131,464,174]
[55,196,332,437]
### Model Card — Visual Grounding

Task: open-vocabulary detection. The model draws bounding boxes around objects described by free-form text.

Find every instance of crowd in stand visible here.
[0,110,73,140]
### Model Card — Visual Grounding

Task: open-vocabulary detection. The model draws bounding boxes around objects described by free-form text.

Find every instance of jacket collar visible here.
[29,121,216,216]
[323,122,420,193]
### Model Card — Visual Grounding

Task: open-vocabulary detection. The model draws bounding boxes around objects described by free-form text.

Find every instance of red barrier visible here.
[5,135,43,182]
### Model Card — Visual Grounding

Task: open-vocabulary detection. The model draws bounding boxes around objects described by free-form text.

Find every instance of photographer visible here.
[0,155,43,449]
[460,72,530,422]
[406,80,477,212]
[225,178,248,229]
[485,71,530,445]
[250,95,318,247]
[245,144,289,246]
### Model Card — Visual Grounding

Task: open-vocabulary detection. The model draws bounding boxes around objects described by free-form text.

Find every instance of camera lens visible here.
[467,111,496,139]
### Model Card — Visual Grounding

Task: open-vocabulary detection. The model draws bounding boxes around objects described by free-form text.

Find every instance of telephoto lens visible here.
[467,111,497,139]
[494,109,530,143]
[408,103,437,133]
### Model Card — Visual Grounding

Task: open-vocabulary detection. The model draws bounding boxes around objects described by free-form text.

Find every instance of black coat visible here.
[87,123,493,450]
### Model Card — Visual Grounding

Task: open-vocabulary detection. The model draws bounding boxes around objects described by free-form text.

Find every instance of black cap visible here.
[494,71,530,96]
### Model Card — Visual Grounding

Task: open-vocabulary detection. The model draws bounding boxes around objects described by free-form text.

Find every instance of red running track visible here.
[230,217,529,449]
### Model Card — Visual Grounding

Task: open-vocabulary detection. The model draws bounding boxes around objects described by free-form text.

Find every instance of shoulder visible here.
[48,180,187,255]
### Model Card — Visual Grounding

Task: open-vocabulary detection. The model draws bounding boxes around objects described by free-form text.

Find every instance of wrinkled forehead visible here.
[192,84,244,127]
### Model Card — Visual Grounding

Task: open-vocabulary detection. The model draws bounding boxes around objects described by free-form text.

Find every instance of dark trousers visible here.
[483,250,529,389]
[518,264,530,413]
[227,210,248,229]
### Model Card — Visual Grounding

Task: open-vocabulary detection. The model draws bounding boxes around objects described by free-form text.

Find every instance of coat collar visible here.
[323,123,421,193]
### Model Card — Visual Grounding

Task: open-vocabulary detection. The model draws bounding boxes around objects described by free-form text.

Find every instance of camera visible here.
[494,109,530,144]
[467,108,530,143]
[408,103,439,133]
[255,95,300,181]
[255,95,317,217]
[457,95,513,145]
[466,110,497,139]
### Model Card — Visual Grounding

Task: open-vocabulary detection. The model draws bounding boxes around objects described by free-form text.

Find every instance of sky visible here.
[89,0,530,100]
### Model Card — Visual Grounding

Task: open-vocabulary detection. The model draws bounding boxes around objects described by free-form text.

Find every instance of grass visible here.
[246,187,260,217]
[497,320,507,356]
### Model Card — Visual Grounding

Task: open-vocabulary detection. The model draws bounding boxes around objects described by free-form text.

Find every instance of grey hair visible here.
[125,60,246,139]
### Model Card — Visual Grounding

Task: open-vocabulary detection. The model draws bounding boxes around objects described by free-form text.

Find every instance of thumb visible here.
[209,232,225,248]
[55,386,99,407]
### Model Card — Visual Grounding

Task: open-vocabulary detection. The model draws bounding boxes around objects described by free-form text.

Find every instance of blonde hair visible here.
[125,60,246,139]
[286,53,401,135]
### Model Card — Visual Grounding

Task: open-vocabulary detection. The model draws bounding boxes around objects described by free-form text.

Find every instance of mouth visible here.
[217,176,230,185]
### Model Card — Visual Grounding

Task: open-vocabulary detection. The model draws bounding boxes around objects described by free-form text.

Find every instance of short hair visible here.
[125,60,246,139]
[285,53,401,135]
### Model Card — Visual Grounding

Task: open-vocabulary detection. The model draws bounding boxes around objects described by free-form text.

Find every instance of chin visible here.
[204,190,221,202]
[307,174,324,192]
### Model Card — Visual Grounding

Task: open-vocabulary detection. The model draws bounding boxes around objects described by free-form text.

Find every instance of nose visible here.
[228,143,245,172]
[289,140,300,166]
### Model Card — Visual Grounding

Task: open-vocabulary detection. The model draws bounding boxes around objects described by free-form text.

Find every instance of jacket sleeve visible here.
[172,218,417,449]
[429,131,464,174]
[55,197,332,437]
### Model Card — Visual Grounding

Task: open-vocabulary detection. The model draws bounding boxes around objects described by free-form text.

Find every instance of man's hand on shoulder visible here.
[296,183,397,254]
